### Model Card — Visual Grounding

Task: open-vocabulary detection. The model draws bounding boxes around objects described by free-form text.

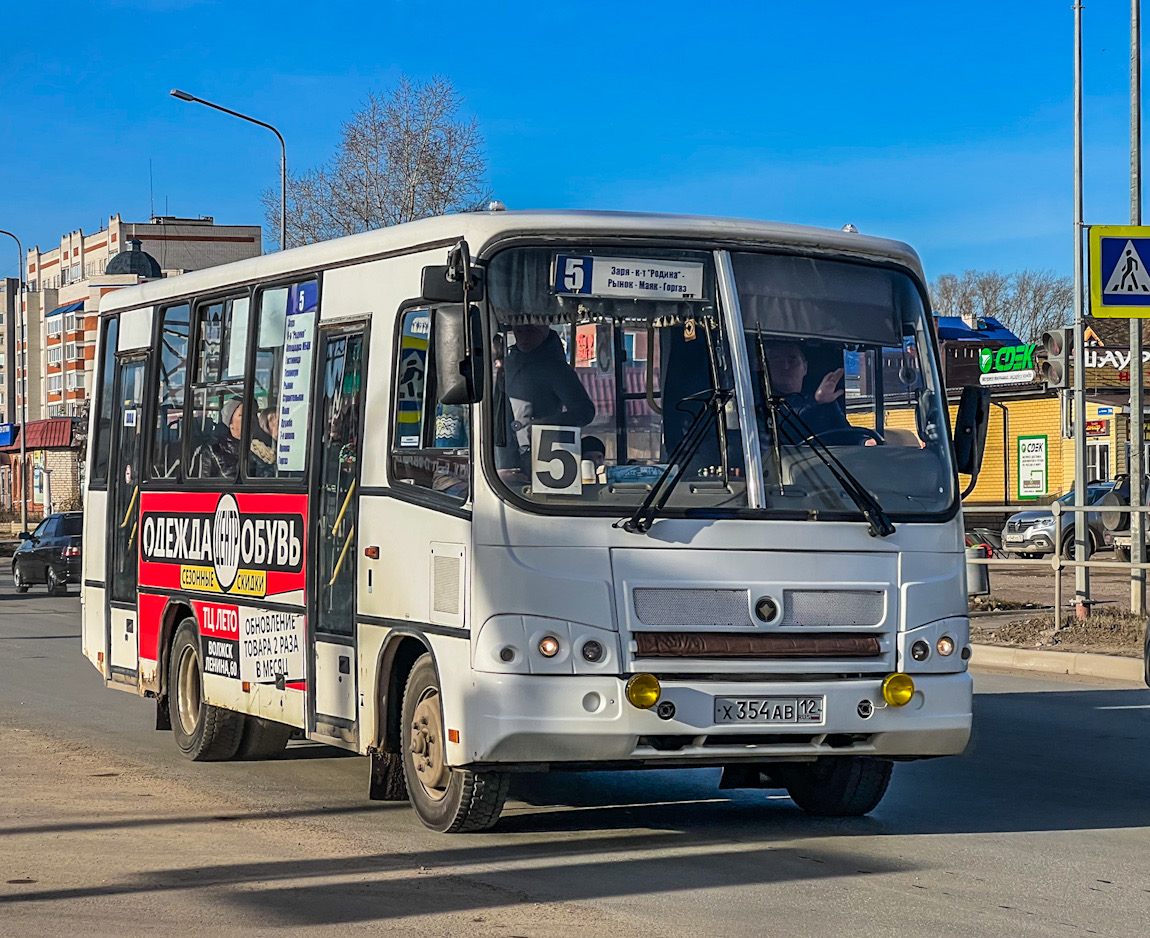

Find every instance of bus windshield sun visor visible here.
[732,253,908,347]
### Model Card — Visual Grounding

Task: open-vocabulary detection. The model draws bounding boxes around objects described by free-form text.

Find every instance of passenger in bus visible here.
[496,323,596,477]
[759,340,851,442]
[191,396,244,477]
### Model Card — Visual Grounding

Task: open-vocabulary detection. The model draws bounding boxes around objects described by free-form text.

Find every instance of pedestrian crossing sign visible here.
[1090,224,1150,317]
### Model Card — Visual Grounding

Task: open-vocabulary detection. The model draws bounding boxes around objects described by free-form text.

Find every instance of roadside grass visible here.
[982,610,1148,658]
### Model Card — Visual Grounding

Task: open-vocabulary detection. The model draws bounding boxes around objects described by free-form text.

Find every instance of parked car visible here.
[12,511,83,595]
[1001,483,1116,560]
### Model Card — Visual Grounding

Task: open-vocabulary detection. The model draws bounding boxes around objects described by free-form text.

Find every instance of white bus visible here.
[81,210,988,832]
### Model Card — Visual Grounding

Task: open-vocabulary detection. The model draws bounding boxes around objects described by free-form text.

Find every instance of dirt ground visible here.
[971,560,1149,657]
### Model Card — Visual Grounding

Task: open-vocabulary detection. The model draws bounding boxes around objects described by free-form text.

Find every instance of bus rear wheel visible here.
[401,654,507,833]
[776,756,893,817]
[236,715,293,760]
[168,618,244,761]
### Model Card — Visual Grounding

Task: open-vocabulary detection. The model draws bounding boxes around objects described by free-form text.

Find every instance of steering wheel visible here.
[814,426,883,446]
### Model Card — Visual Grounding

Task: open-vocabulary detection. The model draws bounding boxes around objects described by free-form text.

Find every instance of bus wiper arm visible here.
[773,399,896,538]
[617,387,731,534]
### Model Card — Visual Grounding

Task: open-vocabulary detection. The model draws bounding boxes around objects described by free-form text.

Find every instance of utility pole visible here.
[1074,2,1091,619]
[1131,0,1146,616]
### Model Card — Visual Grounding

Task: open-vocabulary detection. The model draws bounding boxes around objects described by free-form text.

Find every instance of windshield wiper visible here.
[619,316,731,534]
[754,328,895,538]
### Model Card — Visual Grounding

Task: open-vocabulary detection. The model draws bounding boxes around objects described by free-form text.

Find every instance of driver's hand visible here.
[814,368,845,404]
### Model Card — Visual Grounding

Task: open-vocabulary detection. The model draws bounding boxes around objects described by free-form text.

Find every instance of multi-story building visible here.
[25,213,261,419]
[0,277,16,425]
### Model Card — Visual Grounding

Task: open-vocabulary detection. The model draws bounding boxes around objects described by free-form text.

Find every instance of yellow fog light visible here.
[881,673,915,708]
[625,673,661,709]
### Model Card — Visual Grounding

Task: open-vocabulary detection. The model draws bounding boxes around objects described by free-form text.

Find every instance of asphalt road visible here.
[2,583,1150,937]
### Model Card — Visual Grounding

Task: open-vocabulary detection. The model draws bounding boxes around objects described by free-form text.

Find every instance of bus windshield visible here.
[485,245,956,519]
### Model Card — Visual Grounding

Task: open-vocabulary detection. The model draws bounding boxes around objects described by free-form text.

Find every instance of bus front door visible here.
[309,327,366,745]
[106,355,147,684]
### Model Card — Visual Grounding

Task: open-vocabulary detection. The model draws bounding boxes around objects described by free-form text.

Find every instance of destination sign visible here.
[553,254,705,300]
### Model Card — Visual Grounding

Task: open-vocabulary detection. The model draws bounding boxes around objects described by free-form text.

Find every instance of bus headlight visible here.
[625,674,661,709]
[538,636,561,658]
[881,673,915,707]
[936,635,956,657]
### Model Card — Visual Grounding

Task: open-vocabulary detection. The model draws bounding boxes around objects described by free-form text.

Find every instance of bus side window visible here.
[150,304,189,479]
[247,280,317,479]
[186,296,249,480]
[390,308,470,499]
[90,317,119,485]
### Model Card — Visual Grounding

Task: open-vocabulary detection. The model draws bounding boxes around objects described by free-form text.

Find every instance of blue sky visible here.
[0,0,1145,282]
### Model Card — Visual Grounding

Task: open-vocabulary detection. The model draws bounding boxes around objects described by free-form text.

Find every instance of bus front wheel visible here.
[168,618,245,761]
[400,654,508,833]
[775,756,893,817]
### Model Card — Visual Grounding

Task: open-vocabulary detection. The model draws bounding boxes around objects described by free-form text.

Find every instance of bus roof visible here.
[98,209,925,314]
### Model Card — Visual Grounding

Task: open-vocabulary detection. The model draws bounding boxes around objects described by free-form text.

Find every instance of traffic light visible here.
[1039,327,1072,388]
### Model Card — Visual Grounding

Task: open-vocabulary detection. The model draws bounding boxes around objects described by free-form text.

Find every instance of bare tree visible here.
[1008,269,1074,342]
[929,269,1073,343]
[263,76,491,248]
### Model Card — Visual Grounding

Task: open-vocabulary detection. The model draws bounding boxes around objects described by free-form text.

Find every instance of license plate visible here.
[1004,534,1023,543]
[713,696,825,725]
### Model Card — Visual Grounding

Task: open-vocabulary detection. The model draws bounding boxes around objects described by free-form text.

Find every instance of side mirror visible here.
[434,305,485,405]
[421,265,486,303]
[421,240,485,304]
[17,531,31,541]
[953,386,992,477]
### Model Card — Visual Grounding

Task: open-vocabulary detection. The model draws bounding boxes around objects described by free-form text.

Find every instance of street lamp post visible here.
[169,89,287,252]
[0,228,28,534]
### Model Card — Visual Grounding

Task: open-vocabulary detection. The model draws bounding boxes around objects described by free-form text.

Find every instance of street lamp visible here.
[169,89,287,252]
[0,228,28,533]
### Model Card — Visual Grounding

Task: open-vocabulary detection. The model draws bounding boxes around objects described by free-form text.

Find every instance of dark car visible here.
[1001,483,1116,559]
[12,512,83,595]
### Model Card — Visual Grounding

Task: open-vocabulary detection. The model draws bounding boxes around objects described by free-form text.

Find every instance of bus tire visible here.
[235,715,293,760]
[168,618,244,762]
[401,654,508,833]
[778,756,893,817]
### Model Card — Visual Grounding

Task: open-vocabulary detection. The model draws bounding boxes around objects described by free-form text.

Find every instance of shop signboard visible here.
[1018,435,1048,500]
[978,344,1037,387]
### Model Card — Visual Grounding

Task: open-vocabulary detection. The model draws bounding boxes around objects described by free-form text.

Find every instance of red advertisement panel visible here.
[139,491,308,602]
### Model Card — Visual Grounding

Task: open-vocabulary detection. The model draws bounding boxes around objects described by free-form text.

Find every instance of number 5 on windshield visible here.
[531,425,582,495]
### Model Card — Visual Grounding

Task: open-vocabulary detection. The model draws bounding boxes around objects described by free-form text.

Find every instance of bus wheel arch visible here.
[155,599,194,730]
[368,633,428,801]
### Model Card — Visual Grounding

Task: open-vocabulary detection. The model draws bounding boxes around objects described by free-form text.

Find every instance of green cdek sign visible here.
[978,344,1037,387]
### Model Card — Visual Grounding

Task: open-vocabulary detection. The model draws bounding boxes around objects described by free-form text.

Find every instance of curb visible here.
[971,643,1145,682]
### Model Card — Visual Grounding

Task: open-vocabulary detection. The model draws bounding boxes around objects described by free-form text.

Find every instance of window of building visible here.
[48,403,64,417]
[186,295,250,480]
[390,308,470,500]
[66,313,84,332]
[47,375,62,392]
[66,342,79,361]
[247,280,317,480]
[151,304,189,479]
[48,347,62,365]
[48,318,62,337]
[67,371,82,390]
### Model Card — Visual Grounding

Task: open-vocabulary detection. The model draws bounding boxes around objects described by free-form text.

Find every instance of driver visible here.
[761,341,851,443]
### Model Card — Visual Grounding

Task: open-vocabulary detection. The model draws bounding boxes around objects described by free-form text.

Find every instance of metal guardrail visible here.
[963,503,1150,628]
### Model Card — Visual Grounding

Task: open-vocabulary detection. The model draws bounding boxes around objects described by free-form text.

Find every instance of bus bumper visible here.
[455,671,972,767]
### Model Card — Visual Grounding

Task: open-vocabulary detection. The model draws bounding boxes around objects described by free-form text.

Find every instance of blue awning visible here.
[46,300,85,318]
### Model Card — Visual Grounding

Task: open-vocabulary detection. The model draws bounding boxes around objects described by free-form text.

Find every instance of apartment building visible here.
[25,213,261,419]
[0,278,16,425]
